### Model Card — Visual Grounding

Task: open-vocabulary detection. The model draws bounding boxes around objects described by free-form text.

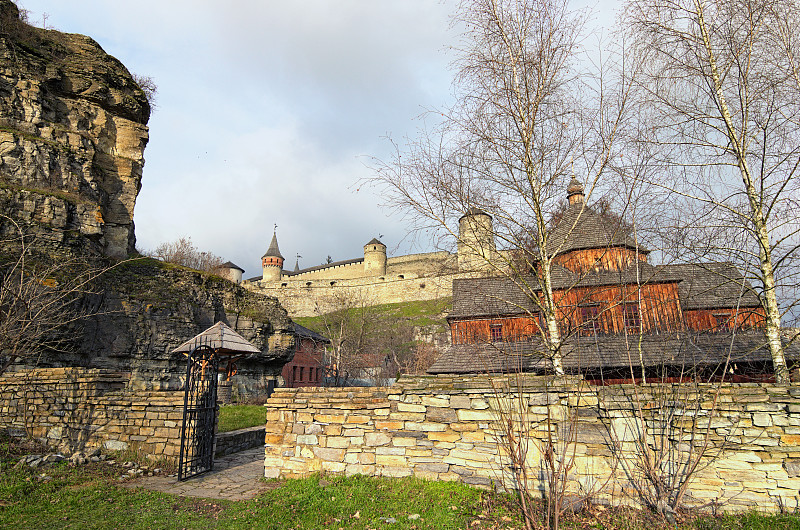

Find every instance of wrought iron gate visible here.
[178,343,219,481]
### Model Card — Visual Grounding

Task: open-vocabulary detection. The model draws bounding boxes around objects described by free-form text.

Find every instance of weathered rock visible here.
[0,2,295,395]
[57,259,295,393]
[0,0,149,258]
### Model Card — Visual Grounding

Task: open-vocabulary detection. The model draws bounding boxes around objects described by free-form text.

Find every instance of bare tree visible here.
[370,0,634,375]
[148,236,224,274]
[132,73,157,109]
[623,0,800,384]
[0,215,111,375]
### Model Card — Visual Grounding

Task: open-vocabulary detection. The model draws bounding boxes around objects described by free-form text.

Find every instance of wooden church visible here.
[429,180,797,383]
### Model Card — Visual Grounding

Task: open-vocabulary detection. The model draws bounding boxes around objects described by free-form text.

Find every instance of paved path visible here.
[124,447,276,501]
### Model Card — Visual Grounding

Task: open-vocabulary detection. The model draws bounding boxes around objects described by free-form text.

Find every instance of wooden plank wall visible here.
[553,247,646,273]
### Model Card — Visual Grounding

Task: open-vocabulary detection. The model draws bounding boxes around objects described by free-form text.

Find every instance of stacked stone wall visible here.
[0,368,184,460]
[264,375,800,513]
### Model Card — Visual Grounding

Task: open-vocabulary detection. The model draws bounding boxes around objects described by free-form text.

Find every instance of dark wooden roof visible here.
[294,323,330,344]
[366,238,384,246]
[262,232,284,260]
[171,321,261,355]
[219,261,244,272]
[659,262,761,310]
[448,261,761,320]
[428,332,799,374]
[545,203,647,257]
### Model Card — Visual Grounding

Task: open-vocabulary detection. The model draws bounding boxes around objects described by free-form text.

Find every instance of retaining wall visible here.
[264,375,800,513]
[0,368,184,460]
[216,425,266,457]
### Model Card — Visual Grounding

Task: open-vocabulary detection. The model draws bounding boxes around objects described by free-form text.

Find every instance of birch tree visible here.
[624,0,800,384]
[371,0,632,375]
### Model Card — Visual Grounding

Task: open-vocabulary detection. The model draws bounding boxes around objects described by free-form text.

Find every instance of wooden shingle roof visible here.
[294,323,330,344]
[448,261,761,320]
[171,322,261,355]
[545,203,647,257]
[428,332,799,374]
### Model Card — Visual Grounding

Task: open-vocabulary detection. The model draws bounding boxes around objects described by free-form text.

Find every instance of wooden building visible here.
[281,323,330,388]
[430,181,796,382]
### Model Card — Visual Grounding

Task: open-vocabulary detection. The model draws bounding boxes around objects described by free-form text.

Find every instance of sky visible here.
[18,0,619,278]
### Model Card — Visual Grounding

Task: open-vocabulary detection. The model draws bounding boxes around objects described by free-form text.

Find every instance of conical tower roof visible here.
[262,232,284,260]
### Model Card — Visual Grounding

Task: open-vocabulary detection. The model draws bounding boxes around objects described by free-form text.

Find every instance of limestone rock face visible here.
[0,0,149,257]
[60,260,297,391]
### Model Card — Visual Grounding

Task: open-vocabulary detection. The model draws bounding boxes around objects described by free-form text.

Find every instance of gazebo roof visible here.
[171,322,261,356]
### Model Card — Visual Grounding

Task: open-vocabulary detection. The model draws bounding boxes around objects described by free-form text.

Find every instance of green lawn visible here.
[217,404,266,433]
[1,436,798,529]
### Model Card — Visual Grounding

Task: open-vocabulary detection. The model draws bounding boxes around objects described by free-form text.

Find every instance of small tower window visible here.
[306,281,312,287]
[398,274,404,279]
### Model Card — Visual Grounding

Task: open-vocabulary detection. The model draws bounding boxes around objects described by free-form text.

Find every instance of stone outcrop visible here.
[0,2,296,393]
[62,259,296,393]
[0,0,149,257]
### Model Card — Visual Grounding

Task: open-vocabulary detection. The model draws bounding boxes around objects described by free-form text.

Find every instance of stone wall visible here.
[250,271,462,317]
[216,426,266,457]
[264,375,800,513]
[0,368,184,460]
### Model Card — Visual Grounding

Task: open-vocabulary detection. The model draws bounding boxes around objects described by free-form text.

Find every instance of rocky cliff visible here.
[74,259,296,392]
[0,1,296,394]
[0,0,148,258]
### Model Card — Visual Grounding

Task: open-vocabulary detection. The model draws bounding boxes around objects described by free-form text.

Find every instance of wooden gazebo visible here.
[171,321,261,480]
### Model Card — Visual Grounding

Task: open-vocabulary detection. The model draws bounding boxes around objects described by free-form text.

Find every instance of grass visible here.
[217,405,266,433]
[1,436,798,529]
[294,297,451,334]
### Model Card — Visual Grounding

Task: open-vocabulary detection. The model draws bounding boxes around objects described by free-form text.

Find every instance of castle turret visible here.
[261,232,284,282]
[363,238,387,276]
[458,208,496,271]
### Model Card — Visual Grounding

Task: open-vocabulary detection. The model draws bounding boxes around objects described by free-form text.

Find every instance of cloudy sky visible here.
[19,0,618,278]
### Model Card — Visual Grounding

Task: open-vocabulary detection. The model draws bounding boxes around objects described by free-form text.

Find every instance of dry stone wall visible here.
[0,368,184,460]
[264,375,800,513]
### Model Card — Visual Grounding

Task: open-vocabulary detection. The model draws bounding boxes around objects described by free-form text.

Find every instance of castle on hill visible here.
[239,209,503,317]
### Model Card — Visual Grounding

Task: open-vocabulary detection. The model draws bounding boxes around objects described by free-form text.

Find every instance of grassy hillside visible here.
[293,297,451,335]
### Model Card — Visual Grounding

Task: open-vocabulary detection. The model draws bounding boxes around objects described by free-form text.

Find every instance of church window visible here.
[299,367,305,381]
[292,365,297,382]
[713,312,734,331]
[623,303,640,332]
[489,323,503,342]
[580,305,600,336]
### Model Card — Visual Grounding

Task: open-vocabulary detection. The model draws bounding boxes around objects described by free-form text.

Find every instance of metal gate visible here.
[178,343,219,481]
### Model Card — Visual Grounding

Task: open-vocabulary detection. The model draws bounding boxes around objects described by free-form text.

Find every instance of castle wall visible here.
[264,375,800,513]
[249,271,480,317]
[246,251,468,317]
[286,260,366,281]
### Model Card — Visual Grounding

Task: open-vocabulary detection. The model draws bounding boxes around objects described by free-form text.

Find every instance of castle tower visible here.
[458,208,496,271]
[363,238,387,276]
[261,231,284,282]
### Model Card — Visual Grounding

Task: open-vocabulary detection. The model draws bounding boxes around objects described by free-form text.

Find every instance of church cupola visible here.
[567,178,585,205]
[261,231,285,282]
